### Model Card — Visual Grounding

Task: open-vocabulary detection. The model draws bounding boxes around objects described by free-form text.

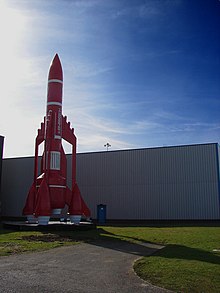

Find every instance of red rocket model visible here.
[23,54,91,225]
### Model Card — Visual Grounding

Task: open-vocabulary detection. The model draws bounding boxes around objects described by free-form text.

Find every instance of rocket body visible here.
[42,54,65,213]
[23,54,91,225]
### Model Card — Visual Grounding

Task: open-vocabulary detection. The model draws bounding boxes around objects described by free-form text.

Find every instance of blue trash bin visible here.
[97,204,106,224]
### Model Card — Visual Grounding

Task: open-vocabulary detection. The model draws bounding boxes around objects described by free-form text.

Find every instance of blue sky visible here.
[0,0,219,157]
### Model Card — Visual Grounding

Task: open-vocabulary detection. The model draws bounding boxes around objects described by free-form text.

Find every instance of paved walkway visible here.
[0,240,172,293]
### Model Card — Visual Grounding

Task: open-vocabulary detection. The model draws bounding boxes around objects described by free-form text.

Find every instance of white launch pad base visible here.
[2,221,96,231]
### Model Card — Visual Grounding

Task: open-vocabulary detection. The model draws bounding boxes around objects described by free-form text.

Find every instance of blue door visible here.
[97,204,107,224]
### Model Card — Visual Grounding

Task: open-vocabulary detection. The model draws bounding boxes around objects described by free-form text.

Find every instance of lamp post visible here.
[104,142,111,151]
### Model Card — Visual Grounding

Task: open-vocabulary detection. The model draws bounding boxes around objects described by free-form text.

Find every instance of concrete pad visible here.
[2,221,96,231]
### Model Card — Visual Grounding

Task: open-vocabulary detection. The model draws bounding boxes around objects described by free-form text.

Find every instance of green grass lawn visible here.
[0,224,220,292]
[0,225,103,256]
[0,229,78,256]
[102,226,220,293]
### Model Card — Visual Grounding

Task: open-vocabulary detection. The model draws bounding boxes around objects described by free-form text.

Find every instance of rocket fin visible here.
[62,115,76,145]
[34,178,51,217]
[22,183,36,215]
[68,183,90,217]
[80,196,91,218]
[69,183,82,215]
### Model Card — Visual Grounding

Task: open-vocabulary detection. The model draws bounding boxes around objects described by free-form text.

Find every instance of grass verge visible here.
[104,226,220,293]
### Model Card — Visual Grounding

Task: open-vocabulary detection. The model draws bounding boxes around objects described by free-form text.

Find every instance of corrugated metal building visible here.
[0,136,4,213]
[1,143,220,220]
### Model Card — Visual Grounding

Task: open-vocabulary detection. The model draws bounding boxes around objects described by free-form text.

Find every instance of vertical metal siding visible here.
[76,144,220,220]
[1,157,34,217]
[1,143,219,220]
[0,136,4,216]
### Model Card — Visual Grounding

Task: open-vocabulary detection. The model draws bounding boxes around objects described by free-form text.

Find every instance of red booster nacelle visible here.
[23,54,91,225]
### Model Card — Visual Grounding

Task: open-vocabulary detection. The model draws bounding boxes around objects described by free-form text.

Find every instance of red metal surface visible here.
[23,54,91,222]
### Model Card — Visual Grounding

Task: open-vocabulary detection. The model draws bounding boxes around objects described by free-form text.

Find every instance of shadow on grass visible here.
[48,228,220,265]
[86,233,160,257]
[20,227,160,257]
[96,229,220,265]
[2,224,220,265]
[153,244,220,265]
[87,229,220,265]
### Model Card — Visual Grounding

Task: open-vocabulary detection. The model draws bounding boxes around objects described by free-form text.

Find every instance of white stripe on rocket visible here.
[49,185,66,188]
[47,102,62,106]
[48,79,63,84]
[36,185,66,188]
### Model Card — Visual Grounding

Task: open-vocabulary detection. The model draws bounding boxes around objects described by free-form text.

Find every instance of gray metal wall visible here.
[0,135,4,215]
[76,143,220,220]
[0,156,34,217]
[1,143,220,220]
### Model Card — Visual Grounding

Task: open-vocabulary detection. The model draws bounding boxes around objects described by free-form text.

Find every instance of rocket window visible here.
[50,151,61,170]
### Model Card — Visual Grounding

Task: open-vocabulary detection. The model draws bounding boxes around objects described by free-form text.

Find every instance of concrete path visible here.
[0,240,172,293]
